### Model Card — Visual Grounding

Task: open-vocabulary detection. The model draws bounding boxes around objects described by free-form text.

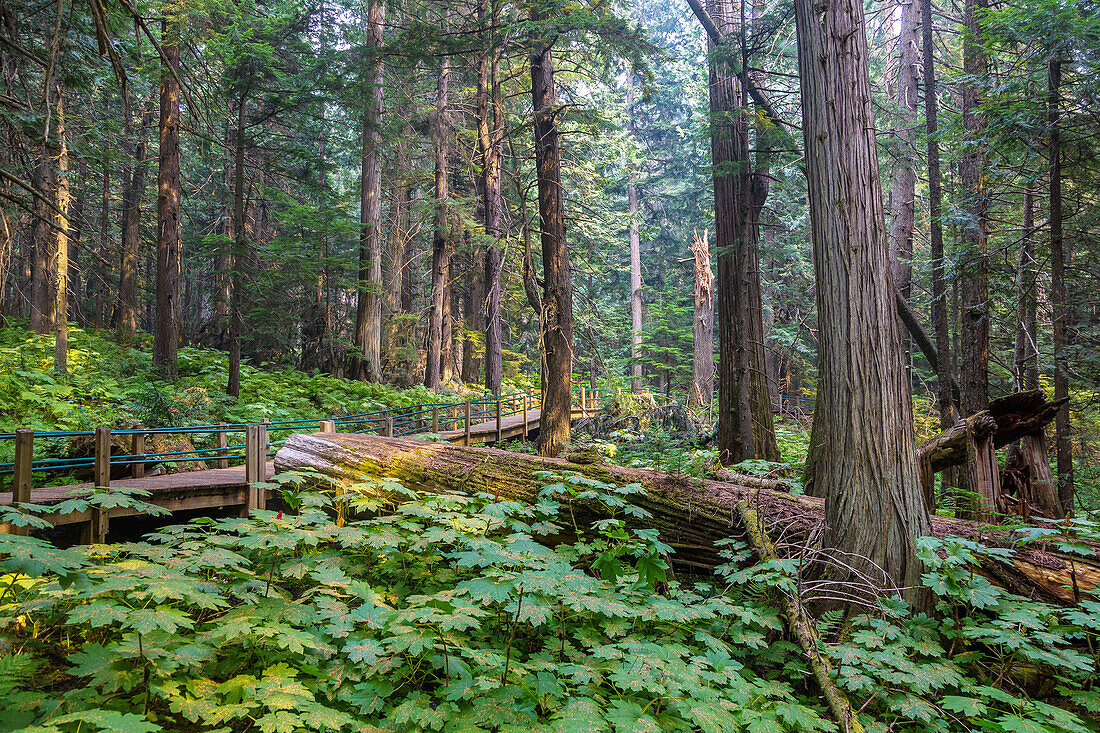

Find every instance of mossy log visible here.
[274,432,1099,605]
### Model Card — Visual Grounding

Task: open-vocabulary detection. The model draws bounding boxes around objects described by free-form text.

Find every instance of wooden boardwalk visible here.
[0,405,593,538]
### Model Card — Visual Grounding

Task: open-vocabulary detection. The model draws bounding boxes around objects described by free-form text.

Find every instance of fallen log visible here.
[274,432,1099,605]
[737,501,867,733]
[713,467,790,492]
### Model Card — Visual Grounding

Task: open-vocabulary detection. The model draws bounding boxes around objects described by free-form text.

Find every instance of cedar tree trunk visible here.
[793,0,931,605]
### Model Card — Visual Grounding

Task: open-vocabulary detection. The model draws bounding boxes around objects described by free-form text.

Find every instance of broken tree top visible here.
[918,390,1068,473]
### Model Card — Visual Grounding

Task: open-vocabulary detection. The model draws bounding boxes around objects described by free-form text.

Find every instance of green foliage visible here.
[1,474,834,732]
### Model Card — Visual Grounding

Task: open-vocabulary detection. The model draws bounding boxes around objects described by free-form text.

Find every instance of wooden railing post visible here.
[245,424,265,513]
[384,414,394,438]
[580,384,587,413]
[132,432,146,478]
[83,426,112,544]
[319,420,335,433]
[216,427,229,469]
[432,406,439,433]
[94,427,111,488]
[522,394,529,440]
[464,401,471,446]
[10,429,33,536]
[495,397,503,442]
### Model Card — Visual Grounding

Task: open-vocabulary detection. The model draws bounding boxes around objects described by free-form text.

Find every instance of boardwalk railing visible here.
[1,384,807,531]
[0,385,808,488]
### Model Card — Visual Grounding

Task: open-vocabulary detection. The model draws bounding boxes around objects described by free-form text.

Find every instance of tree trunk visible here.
[116,102,153,335]
[154,17,181,379]
[959,0,990,429]
[479,0,505,395]
[53,85,70,375]
[386,122,411,321]
[922,0,954,500]
[531,20,573,457]
[302,128,330,373]
[354,0,385,383]
[441,253,454,382]
[274,433,1100,607]
[887,0,919,309]
[690,230,714,408]
[1013,188,1039,392]
[95,161,110,329]
[708,0,777,464]
[226,91,248,398]
[461,247,482,384]
[794,0,930,606]
[627,88,643,392]
[68,161,85,327]
[425,54,451,391]
[1049,58,1072,515]
[30,149,54,334]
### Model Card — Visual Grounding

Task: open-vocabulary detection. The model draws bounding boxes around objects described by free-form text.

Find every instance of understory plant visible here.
[0,474,1097,733]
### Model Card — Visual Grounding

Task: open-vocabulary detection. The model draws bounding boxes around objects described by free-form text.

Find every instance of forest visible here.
[2,0,1100,731]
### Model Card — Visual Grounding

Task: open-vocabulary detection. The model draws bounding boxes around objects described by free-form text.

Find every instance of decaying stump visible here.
[916,390,1069,519]
[275,432,1099,605]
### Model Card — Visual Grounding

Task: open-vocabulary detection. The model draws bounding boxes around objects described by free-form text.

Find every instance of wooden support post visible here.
[432,406,439,433]
[464,401,471,446]
[496,398,503,442]
[216,427,229,469]
[94,427,111,488]
[580,384,587,413]
[384,414,394,438]
[245,424,265,513]
[319,420,335,433]
[132,432,146,478]
[9,429,33,536]
[522,394,529,440]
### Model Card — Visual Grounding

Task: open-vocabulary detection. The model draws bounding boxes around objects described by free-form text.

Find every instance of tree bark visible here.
[274,433,1100,606]
[116,102,153,336]
[95,160,110,329]
[386,122,412,321]
[1049,57,1072,515]
[301,127,330,373]
[708,0,777,464]
[922,0,955,500]
[959,0,990,427]
[627,87,643,392]
[154,17,181,379]
[530,18,573,457]
[53,84,70,375]
[793,0,930,605]
[425,53,451,391]
[354,0,385,383]
[212,116,233,348]
[887,0,919,308]
[226,90,248,398]
[1013,187,1039,392]
[479,0,505,395]
[68,160,85,327]
[690,230,714,408]
[30,144,54,334]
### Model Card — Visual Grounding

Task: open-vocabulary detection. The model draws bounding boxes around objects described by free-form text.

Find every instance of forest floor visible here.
[0,322,529,436]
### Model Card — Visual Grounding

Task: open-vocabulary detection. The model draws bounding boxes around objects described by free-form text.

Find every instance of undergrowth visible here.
[0,472,1097,732]
[0,324,525,434]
